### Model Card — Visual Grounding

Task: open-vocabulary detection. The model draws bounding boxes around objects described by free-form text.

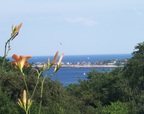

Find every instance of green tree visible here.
[102,101,130,114]
[123,42,144,89]
[0,85,20,114]
[122,42,144,113]
[65,69,127,114]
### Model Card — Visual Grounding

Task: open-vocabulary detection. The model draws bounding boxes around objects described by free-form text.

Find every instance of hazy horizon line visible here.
[6,53,132,57]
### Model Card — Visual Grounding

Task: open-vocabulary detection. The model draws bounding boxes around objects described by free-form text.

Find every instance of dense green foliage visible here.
[1,42,144,113]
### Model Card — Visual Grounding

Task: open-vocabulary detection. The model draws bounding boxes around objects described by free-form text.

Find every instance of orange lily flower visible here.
[11,54,32,72]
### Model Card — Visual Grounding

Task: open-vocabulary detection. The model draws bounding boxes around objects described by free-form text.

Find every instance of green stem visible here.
[38,71,55,114]
[38,77,46,114]
[26,111,28,114]
[2,34,16,68]
[2,38,11,68]
[22,72,29,94]
[30,71,42,100]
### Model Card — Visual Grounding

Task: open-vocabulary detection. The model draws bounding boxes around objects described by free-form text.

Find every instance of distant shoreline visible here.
[32,64,124,68]
[62,64,124,68]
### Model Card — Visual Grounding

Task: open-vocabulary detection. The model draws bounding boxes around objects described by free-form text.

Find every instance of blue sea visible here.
[26,54,132,86]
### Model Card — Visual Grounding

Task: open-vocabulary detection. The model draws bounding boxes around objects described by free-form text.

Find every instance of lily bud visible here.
[57,53,64,65]
[51,51,59,66]
[53,53,64,73]
[27,99,32,109]
[23,90,27,109]
[11,23,22,40]
[54,63,62,73]
[18,98,23,108]
[42,63,47,71]
[47,58,51,69]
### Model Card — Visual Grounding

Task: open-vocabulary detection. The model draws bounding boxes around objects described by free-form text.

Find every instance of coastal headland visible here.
[32,64,124,68]
[32,58,127,68]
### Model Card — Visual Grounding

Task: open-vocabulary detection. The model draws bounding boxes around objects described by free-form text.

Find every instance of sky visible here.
[0,0,144,56]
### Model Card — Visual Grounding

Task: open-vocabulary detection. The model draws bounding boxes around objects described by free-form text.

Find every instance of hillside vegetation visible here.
[1,23,144,114]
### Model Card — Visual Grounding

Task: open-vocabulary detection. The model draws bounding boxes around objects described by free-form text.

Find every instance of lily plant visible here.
[11,52,64,114]
[2,23,64,114]
[2,23,22,68]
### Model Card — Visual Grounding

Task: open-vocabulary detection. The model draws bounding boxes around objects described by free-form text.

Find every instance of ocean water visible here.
[27,54,132,86]
[47,67,115,86]
[28,54,132,64]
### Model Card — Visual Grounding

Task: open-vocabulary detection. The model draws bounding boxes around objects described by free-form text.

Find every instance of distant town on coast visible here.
[32,58,129,68]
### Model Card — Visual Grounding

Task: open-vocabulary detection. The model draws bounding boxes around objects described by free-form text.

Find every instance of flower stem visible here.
[22,72,29,94]
[2,37,11,68]
[38,77,46,114]
[30,71,42,100]
[26,110,29,114]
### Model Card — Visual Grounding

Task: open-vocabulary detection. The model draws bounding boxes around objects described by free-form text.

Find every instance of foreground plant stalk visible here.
[2,23,22,68]
[18,90,32,114]
[11,49,64,114]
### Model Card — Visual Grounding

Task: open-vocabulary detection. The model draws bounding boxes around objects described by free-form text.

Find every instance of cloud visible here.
[133,8,143,15]
[66,17,97,26]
